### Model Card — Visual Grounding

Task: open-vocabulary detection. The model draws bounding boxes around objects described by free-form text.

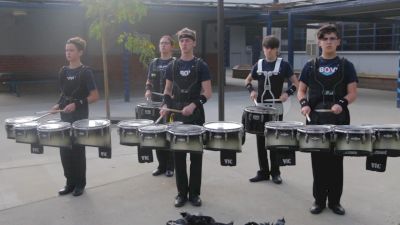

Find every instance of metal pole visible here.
[267,13,272,35]
[217,0,225,121]
[287,12,294,69]
[397,56,400,108]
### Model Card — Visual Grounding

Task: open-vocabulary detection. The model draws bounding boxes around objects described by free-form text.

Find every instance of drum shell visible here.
[169,134,204,153]
[118,128,141,146]
[15,127,38,144]
[265,128,298,148]
[373,130,400,156]
[297,131,332,152]
[205,130,242,152]
[334,132,373,156]
[38,129,71,148]
[139,131,168,149]
[6,124,16,139]
[73,127,111,148]
[243,107,277,135]
[136,102,162,121]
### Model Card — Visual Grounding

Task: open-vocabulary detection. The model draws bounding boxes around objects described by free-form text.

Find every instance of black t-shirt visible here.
[60,65,96,98]
[165,58,211,82]
[147,58,174,84]
[250,58,293,101]
[299,56,358,86]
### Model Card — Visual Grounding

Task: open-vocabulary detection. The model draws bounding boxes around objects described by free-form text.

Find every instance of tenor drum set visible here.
[4,102,399,169]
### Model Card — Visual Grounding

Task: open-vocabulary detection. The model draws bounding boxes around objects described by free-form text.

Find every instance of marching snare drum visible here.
[203,121,244,152]
[334,125,373,156]
[14,121,40,144]
[243,106,277,135]
[72,119,111,148]
[264,121,304,149]
[367,124,400,157]
[297,125,333,152]
[168,124,205,153]
[37,122,72,147]
[138,124,168,149]
[5,116,37,139]
[117,119,153,146]
[136,102,163,121]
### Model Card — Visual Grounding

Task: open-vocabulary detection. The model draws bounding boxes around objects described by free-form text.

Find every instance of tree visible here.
[81,0,155,119]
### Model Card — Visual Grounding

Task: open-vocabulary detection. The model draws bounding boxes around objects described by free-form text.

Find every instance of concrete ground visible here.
[0,76,399,225]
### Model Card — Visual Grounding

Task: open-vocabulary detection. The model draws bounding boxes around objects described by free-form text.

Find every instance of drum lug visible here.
[305,133,309,143]
[322,134,326,143]
[155,133,158,143]
[275,129,279,139]
[361,134,365,144]
[396,131,399,141]
[199,135,202,144]
[376,131,381,140]
[173,135,176,144]
[224,132,228,142]
[346,133,349,144]
[186,135,189,144]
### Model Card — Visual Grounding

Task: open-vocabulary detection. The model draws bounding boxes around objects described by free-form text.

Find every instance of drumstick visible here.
[263,99,281,102]
[306,113,311,122]
[35,110,64,114]
[160,108,182,113]
[34,112,53,120]
[253,99,258,106]
[314,109,333,113]
[155,115,163,124]
[152,91,164,96]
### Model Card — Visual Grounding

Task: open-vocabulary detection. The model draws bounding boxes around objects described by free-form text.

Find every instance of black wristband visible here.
[194,95,207,108]
[285,85,297,96]
[245,83,254,93]
[336,98,348,108]
[145,83,153,91]
[299,98,309,108]
[163,94,173,108]
[73,98,88,109]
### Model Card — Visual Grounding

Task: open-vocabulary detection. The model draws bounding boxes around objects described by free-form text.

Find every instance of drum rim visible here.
[14,121,40,130]
[138,124,168,133]
[265,121,304,129]
[168,124,205,135]
[72,119,111,130]
[38,122,71,131]
[363,124,400,131]
[203,121,243,132]
[244,105,277,113]
[5,116,37,125]
[117,119,154,128]
[334,125,373,134]
[297,125,333,133]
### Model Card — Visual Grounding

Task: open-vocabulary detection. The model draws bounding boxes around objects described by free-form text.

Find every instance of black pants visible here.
[175,152,203,198]
[60,144,86,188]
[311,152,343,206]
[256,135,280,176]
[155,150,174,171]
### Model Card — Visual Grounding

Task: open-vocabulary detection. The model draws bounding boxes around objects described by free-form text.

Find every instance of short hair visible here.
[160,35,174,46]
[176,27,196,41]
[317,24,340,40]
[262,35,280,49]
[66,36,86,51]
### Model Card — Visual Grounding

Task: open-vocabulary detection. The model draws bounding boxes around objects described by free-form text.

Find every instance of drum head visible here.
[168,124,205,135]
[138,124,167,133]
[166,121,183,128]
[38,122,71,131]
[298,125,333,134]
[244,106,277,114]
[265,121,304,129]
[117,119,153,129]
[72,119,110,130]
[137,102,163,108]
[5,116,37,125]
[334,125,372,134]
[203,121,243,132]
[14,121,39,130]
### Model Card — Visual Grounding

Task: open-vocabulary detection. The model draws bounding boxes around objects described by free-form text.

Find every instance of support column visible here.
[217,0,225,121]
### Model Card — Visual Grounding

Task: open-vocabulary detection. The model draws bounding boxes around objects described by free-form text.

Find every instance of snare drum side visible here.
[169,134,204,153]
[15,127,38,144]
[73,126,111,148]
[297,129,332,153]
[334,130,373,156]
[38,129,72,148]
[205,130,242,152]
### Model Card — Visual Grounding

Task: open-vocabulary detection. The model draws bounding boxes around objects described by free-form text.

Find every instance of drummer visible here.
[160,27,212,207]
[144,35,175,177]
[244,35,299,184]
[50,37,99,197]
[297,24,358,215]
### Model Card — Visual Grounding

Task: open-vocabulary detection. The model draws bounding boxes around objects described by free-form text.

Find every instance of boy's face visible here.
[159,37,173,54]
[179,37,196,54]
[318,32,340,54]
[263,46,278,59]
